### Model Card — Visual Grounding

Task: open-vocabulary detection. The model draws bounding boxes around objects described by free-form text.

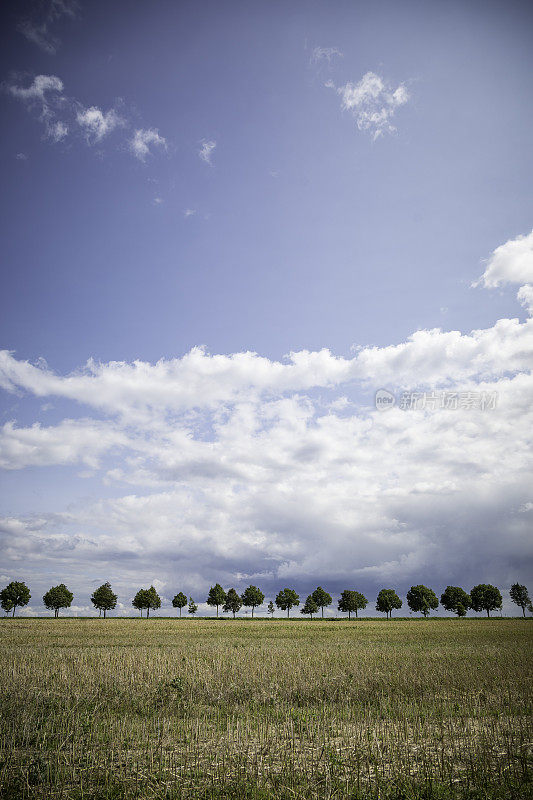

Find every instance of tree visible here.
[338,590,368,619]
[275,588,300,618]
[510,583,530,617]
[406,585,439,617]
[91,582,117,618]
[188,597,198,615]
[132,586,161,617]
[311,586,332,618]
[470,584,502,617]
[376,588,402,619]
[43,584,73,618]
[206,584,227,618]
[241,585,264,618]
[440,586,471,617]
[267,601,275,617]
[0,581,31,617]
[301,595,318,619]
[172,591,188,617]
[223,588,242,618]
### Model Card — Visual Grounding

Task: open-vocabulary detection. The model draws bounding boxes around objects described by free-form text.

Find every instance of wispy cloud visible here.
[183,209,197,218]
[5,74,166,161]
[199,139,216,165]
[76,106,124,142]
[311,46,343,64]
[129,128,167,161]
[17,0,79,55]
[327,71,410,140]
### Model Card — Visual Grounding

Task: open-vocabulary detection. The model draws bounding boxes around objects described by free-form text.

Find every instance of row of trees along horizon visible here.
[1,580,532,619]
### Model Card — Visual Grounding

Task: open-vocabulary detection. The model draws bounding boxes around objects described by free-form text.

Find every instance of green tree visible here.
[241,585,264,618]
[172,591,188,617]
[91,582,117,618]
[267,600,275,617]
[132,586,161,617]
[406,585,439,617]
[301,595,318,619]
[376,588,402,619]
[470,584,502,617]
[0,581,31,617]
[43,584,73,618]
[509,583,530,617]
[311,586,332,618]
[223,588,242,618]
[440,586,471,617]
[275,588,300,618]
[206,583,227,618]
[188,597,198,615]
[338,590,368,619]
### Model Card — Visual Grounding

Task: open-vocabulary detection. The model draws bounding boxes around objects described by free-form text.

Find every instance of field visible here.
[0,618,531,800]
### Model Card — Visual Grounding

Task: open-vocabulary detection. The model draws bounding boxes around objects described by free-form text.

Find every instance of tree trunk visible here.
[251,607,254,618]
[147,607,150,618]
[104,609,106,618]
[216,606,219,618]
[12,606,16,617]
[487,609,490,617]
[523,606,526,617]
[321,607,324,618]
[287,608,289,618]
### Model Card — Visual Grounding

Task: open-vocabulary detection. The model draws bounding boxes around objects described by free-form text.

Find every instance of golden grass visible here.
[0,618,531,799]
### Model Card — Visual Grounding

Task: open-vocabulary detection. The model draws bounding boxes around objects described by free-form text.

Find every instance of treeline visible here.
[1,579,531,619]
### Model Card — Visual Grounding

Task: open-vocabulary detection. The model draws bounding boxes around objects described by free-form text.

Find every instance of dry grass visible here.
[0,618,531,798]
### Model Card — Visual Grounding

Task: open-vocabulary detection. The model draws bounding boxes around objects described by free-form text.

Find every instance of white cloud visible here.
[199,139,216,164]
[517,284,533,315]
[16,152,28,160]
[76,106,123,142]
[129,128,167,161]
[7,74,64,103]
[1,233,532,610]
[0,419,128,470]
[6,74,166,161]
[474,229,533,288]
[329,71,410,139]
[183,208,196,218]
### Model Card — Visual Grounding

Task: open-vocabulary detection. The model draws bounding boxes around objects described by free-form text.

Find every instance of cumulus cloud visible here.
[5,73,68,141]
[199,139,216,164]
[474,229,533,289]
[1,233,532,613]
[328,71,410,139]
[76,106,123,142]
[129,128,167,161]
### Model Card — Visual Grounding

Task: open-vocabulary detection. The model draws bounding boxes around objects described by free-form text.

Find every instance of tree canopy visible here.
[275,588,300,617]
[206,584,226,617]
[91,582,117,617]
[188,597,198,614]
[43,584,73,617]
[338,590,368,619]
[241,586,264,617]
[470,584,502,617]
[440,586,471,617]
[132,586,161,617]
[311,587,332,618]
[172,591,188,616]
[223,588,242,618]
[406,585,439,617]
[509,583,530,617]
[301,595,319,618]
[376,588,402,619]
[0,581,31,617]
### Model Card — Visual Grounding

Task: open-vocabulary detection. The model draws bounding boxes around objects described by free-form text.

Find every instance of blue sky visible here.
[1,0,532,616]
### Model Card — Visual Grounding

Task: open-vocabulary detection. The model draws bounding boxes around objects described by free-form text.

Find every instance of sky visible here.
[0,0,532,616]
